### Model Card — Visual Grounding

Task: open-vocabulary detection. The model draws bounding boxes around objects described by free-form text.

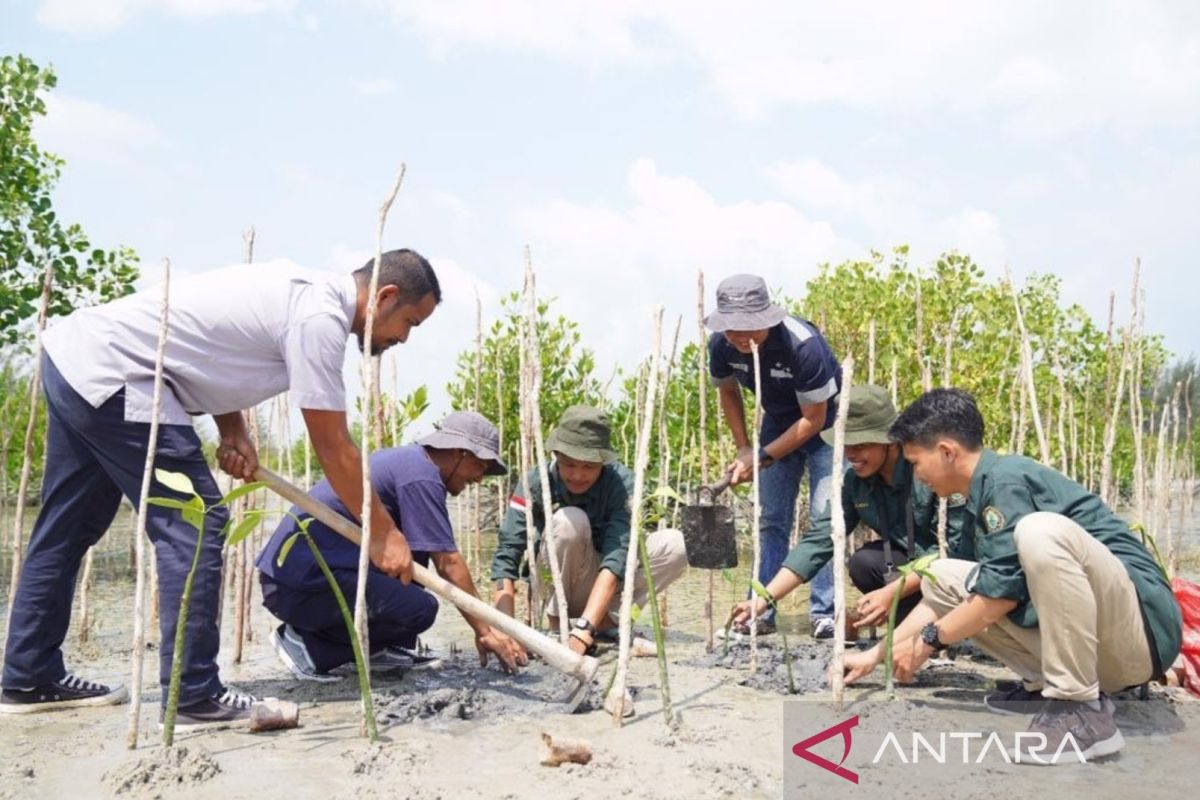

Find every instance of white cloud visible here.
[353,78,397,96]
[512,157,853,377]
[36,0,295,35]
[378,1,1200,133]
[36,93,164,164]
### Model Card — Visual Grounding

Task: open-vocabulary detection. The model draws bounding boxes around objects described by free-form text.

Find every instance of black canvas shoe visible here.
[385,646,443,670]
[163,686,258,731]
[1016,695,1124,765]
[985,684,1046,716]
[0,674,128,714]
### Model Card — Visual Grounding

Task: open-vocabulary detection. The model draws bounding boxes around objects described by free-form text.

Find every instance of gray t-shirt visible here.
[42,259,357,424]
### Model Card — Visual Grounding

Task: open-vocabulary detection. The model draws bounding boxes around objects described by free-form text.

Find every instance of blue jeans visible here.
[756,415,835,622]
[3,356,227,705]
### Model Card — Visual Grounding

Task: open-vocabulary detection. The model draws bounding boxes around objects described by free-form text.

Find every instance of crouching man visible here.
[840,388,1182,764]
[491,405,688,656]
[258,411,527,681]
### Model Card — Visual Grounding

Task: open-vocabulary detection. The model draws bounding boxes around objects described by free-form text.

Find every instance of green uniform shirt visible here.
[782,457,964,581]
[959,449,1181,674]
[490,461,635,582]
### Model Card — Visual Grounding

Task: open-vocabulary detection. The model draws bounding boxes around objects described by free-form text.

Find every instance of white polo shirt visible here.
[42,259,358,425]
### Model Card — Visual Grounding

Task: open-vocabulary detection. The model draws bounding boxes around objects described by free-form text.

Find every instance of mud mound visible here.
[104,746,221,798]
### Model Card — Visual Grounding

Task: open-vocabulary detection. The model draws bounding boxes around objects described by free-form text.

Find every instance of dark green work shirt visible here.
[782,457,964,581]
[491,461,635,582]
[958,449,1181,675]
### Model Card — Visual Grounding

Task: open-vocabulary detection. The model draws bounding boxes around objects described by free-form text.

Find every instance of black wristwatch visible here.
[573,617,597,636]
[920,622,944,650]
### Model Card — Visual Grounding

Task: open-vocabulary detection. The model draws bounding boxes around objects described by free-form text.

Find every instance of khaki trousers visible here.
[542,507,689,620]
[921,511,1153,701]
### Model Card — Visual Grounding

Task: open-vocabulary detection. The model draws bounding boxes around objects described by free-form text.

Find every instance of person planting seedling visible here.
[258,411,527,681]
[491,405,688,657]
[1,249,441,728]
[838,388,1182,764]
[729,385,964,640]
[705,274,843,639]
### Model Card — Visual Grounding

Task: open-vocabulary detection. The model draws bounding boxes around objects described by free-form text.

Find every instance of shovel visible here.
[253,465,599,712]
[682,457,778,570]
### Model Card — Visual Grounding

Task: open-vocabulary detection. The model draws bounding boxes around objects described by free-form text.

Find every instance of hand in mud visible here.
[726,448,754,486]
[371,528,413,584]
[729,598,770,626]
[217,434,258,481]
[854,586,896,628]
[835,647,880,686]
[476,628,527,674]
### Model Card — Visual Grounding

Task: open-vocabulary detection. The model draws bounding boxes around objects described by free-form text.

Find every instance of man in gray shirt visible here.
[1,249,439,729]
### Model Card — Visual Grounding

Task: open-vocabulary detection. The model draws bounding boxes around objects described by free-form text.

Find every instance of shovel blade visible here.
[681,505,738,569]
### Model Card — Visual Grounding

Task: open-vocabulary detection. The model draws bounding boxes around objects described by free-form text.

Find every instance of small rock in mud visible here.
[104,745,221,798]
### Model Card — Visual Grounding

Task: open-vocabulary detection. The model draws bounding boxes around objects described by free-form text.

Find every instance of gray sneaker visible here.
[271,624,343,683]
[163,686,258,731]
[383,646,442,671]
[1016,695,1124,765]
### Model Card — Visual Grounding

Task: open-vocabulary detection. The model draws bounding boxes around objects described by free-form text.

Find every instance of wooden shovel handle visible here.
[252,465,598,686]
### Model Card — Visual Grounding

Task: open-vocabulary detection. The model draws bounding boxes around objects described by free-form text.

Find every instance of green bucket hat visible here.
[547,405,617,464]
[820,385,897,447]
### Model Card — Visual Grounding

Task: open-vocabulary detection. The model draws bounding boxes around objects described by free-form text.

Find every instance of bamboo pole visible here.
[126,259,171,748]
[473,290,483,576]
[353,164,406,741]
[1006,268,1050,463]
[523,250,570,645]
[697,271,714,652]
[495,346,506,529]
[829,356,855,711]
[6,260,53,628]
[611,306,663,726]
[746,339,765,673]
[516,304,542,627]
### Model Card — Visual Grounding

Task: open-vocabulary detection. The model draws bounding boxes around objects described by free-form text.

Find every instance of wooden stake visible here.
[126,258,171,748]
[829,356,855,711]
[611,306,663,726]
[748,338,765,674]
[1006,267,1050,464]
[6,260,53,629]
[697,271,715,652]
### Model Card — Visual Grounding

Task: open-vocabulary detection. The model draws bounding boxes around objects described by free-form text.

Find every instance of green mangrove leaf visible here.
[155,469,196,497]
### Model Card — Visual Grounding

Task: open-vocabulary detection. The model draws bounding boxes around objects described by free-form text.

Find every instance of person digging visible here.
[837,388,1182,764]
[258,411,528,682]
[1,250,439,728]
[729,384,965,638]
[491,405,688,659]
[706,274,843,639]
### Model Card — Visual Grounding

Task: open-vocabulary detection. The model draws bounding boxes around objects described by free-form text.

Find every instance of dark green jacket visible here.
[958,449,1181,675]
[491,461,635,582]
[782,457,964,581]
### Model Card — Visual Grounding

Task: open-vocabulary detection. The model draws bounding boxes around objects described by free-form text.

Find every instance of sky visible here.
[5,1,1199,431]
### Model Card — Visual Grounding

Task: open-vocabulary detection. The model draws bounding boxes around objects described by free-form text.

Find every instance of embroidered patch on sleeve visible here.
[982,505,1006,533]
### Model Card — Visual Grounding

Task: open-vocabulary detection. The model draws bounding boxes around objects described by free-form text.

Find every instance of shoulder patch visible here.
[946,492,967,508]
[982,506,1005,533]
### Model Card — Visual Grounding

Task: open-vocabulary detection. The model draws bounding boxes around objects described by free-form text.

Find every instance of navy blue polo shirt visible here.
[708,316,841,452]
[257,444,457,592]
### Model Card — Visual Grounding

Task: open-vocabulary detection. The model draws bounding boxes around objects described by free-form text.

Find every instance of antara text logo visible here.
[792,715,1087,783]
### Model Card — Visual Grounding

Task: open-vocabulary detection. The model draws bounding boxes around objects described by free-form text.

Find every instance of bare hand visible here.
[217,434,259,481]
[476,629,527,674]
[729,598,770,627]
[493,585,516,618]
[726,448,755,486]
[371,528,414,584]
[833,647,881,686]
[854,585,896,628]
[892,637,932,683]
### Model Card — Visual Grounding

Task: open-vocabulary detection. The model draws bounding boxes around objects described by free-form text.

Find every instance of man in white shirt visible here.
[0,249,439,729]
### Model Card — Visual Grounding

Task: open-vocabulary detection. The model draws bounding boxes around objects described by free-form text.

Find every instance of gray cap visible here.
[704,274,788,332]
[418,411,507,476]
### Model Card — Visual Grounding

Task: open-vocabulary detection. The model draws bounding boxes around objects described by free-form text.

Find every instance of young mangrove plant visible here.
[147,469,264,745]
[883,553,939,700]
[750,579,795,694]
[273,512,378,741]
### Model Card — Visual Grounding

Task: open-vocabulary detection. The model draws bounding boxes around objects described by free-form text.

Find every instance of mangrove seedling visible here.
[274,512,379,741]
[883,553,939,700]
[147,469,265,745]
[750,579,795,693]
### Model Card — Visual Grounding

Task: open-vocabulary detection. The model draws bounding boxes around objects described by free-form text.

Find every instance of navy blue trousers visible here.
[260,569,439,672]
[2,356,227,706]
